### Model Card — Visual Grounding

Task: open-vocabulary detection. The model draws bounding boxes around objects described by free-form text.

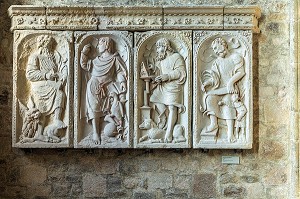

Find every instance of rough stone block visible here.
[82,173,106,197]
[193,173,216,199]
[223,185,246,198]
[20,165,47,185]
[147,173,173,190]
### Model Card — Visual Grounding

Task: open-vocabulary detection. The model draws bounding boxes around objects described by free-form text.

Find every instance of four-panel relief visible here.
[12,30,253,149]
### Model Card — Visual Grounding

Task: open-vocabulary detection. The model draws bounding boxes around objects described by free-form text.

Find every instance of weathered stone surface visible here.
[147,173,173,190]
[82,173,106,197]
[223,185,246,198]
[20,165,47,185]
[133,192,156,199]
[193,173,216,199]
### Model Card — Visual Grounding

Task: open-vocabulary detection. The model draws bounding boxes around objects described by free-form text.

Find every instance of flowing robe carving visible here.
[26,50,67,115]
[80,52,127,121]
[150,53,186,108]
[202,53,244,120]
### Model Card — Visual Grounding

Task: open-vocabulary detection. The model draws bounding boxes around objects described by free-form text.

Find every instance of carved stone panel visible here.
[74,31,133,148]
[193,31,253,149]
[134,31,192,148]
[12,30,73,148]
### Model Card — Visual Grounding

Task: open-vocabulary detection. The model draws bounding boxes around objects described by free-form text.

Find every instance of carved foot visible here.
[92,132,101,145]
[228,136,237,143]
[206,124,218,133]
[164,135,172,143]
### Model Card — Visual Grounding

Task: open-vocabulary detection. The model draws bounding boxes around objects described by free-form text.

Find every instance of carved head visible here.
[36,35,55,50]
[211,37,228,58]
[98,37,114,53]
[156,38,174,61]
[139,118,156,130]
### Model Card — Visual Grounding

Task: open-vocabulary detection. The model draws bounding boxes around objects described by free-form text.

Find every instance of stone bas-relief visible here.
[74,31,132,148]
[193,31,252,149]
[135,31,192,148]
[10,6,260,149]
[13,31,72,147]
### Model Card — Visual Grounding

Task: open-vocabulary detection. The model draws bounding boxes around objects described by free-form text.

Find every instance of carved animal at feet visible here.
[139,118,165,143]
[172,124,186,143]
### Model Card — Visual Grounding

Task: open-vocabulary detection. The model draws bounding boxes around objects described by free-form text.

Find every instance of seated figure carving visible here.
[200,37,246,143]
[20,35,67,143]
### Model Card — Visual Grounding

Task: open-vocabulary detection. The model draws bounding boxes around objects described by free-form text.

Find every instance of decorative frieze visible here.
[46,7,98,30]
[224,7,261,33]
[163,7,223,30]
[9,6,260,149]
[8,6,261,32]
[8,6,46,31]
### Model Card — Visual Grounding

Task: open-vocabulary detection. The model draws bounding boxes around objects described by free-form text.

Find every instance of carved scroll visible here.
[74,31,133,148]
[134,31,192,148]
[12,30,73,148]
[193,31,253,149]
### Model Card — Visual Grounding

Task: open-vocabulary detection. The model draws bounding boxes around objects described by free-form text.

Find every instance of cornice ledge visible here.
[8,5,261,32]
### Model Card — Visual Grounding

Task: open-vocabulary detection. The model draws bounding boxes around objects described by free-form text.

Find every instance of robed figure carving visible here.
[80,37,127,145]
[21,35,67,143]
[200,37,246,143]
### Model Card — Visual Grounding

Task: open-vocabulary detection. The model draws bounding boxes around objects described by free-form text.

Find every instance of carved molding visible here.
[9,6,261,32]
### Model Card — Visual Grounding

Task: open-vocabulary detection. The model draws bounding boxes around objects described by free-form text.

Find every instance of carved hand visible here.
[236,115,242,121]
[46,72,58,81]
[155,74,169,83]
[227,82,236,94]
[120,82,127,92]
[82,44,91,55]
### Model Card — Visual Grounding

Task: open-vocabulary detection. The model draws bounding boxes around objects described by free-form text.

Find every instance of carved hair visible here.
[36,35,54,49]
[156,38,174,53]
[99,37,114,53]
[211,37,228,49]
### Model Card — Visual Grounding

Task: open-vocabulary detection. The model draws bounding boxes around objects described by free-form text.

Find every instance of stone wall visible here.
[0,0,297,199]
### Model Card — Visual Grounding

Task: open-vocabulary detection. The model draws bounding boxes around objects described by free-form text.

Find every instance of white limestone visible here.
[193,31,253,149]
[12,30,73,148]
[74,31,133,148]
[134,31,192,148]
